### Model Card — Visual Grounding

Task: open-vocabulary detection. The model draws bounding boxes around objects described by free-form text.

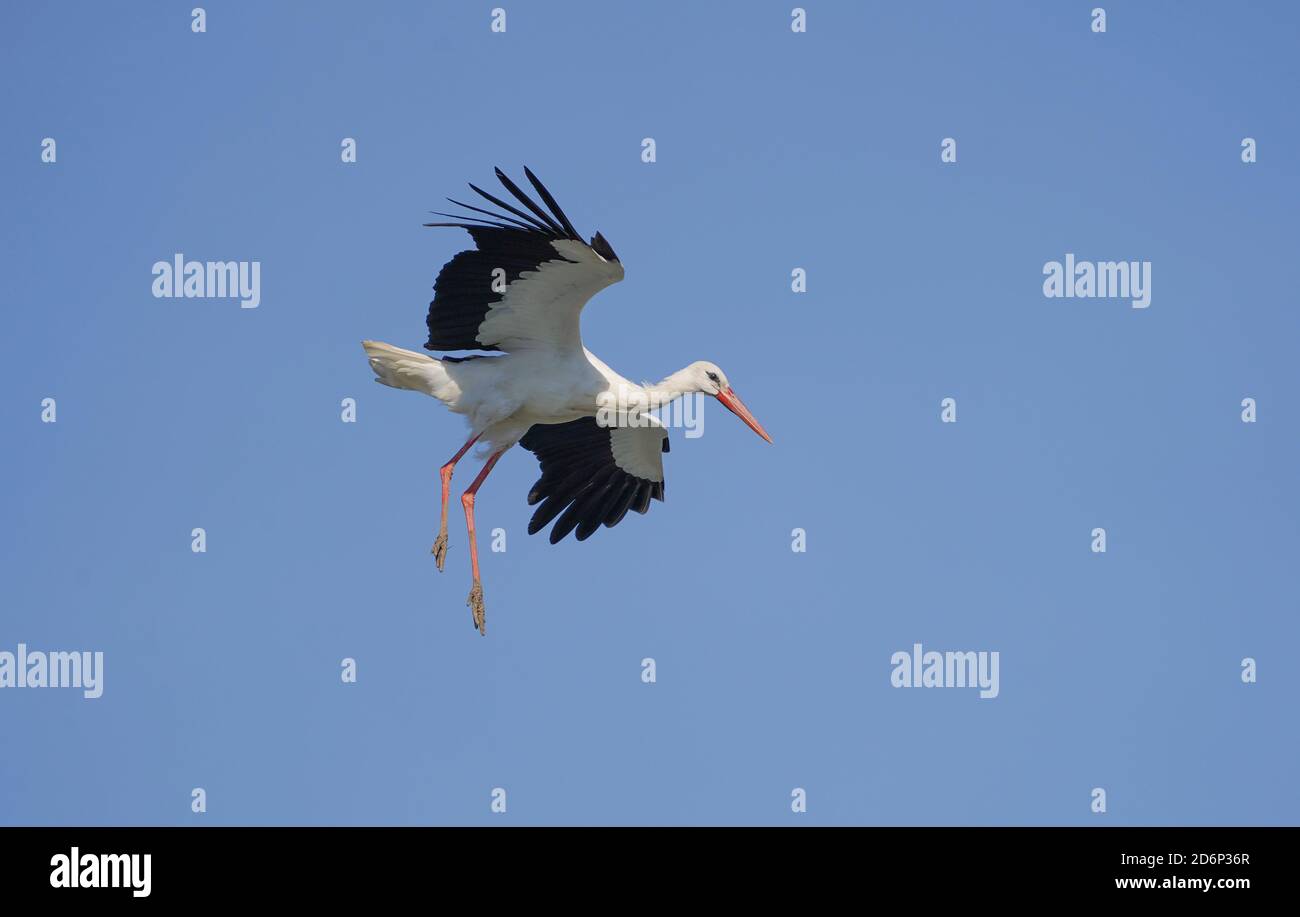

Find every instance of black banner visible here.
[0,826,1286,901]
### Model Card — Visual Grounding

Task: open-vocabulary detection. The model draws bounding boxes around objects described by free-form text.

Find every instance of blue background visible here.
[2,1,1296,826]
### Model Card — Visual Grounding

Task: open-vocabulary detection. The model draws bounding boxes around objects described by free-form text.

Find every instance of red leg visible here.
[431,433,480,571]
[462,449,506,635]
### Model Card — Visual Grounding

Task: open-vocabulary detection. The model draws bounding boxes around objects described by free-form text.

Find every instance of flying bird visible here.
[363,167,771,634]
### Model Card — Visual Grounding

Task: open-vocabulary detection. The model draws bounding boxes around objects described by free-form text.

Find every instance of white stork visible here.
[363,167,771,634]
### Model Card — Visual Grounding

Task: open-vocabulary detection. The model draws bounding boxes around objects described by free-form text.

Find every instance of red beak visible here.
[716,387,773,444]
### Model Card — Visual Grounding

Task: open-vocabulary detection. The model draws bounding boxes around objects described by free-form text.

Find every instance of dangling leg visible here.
[461,448,506,635]
[432,433,480,571]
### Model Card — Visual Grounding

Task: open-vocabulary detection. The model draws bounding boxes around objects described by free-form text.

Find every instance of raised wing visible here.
[519,416,668,544]
[424,167,624,353]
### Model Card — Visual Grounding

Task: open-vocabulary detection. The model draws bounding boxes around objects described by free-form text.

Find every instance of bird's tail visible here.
[362,340,459,404]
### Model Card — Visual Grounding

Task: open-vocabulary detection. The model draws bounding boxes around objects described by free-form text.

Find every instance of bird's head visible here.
[679,361,773,444]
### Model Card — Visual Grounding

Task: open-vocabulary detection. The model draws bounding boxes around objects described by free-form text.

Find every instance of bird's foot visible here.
[431,531,448,571]
[467,582,486,635]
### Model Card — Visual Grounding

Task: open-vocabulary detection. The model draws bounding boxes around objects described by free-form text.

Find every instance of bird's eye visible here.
[706,372,720,384]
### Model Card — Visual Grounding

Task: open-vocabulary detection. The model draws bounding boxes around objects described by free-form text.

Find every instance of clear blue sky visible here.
[2,1,1297,826]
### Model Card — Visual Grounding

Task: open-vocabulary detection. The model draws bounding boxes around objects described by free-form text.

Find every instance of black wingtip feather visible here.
[523,166,580,240]
[444,197,541,232]
[633,482,653,514]
[589,231,620,262]
[467,181,554,234]
[495,167,565,236]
